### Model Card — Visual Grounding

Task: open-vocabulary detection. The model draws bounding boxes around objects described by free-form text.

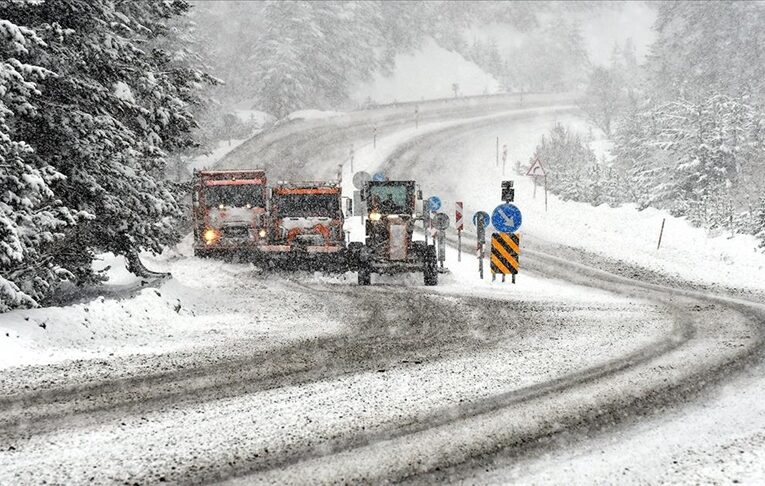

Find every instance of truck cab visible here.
[192,169,269,258]
[352,180,437,285]
[266,181,346,269]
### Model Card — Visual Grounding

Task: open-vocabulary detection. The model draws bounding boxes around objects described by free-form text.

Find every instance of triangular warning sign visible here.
[526,158,547,177]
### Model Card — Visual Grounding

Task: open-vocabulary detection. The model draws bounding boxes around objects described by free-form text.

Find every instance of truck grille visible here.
[223,226,251,239]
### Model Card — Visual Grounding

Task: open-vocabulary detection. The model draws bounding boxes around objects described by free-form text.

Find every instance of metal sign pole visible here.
[438,230,445,269]
[423,200,430,246]
[477,219,485,279]
[533,176,537,199]
[458,229,462,262]
[544,175,548,212]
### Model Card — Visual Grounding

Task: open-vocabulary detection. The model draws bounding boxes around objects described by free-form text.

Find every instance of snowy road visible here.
[2,96,765,484]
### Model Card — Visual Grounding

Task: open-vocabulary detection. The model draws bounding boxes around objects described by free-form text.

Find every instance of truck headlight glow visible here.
[203,228,219,245]
[258,229,267,238]
[369,212,382,221]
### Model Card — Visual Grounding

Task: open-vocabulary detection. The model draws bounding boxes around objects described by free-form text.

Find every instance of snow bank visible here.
[350,37,502,105]
[0,236,344,369]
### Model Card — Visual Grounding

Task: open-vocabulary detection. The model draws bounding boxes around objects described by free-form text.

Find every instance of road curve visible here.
[1,99,763,485]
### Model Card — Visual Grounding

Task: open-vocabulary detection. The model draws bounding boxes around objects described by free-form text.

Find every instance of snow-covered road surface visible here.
[2,95,764,484]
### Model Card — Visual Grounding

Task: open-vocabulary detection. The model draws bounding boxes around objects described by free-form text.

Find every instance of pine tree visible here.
[0,0,211,309]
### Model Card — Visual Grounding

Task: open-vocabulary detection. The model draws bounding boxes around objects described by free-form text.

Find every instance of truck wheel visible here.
[347,242,364,271]
[358,263,371,286]
[423,245,438,286]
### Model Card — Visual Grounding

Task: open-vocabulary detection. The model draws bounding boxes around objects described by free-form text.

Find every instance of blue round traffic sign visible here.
[491,203,522,233]
[372,172,387,182]
[428,195,442,212]
[472,211,490,228]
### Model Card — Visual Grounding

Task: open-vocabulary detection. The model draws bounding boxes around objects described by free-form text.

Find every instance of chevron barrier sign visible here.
[490,232,520,283]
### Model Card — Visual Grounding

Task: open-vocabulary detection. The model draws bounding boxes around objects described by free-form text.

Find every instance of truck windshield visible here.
[205,184,265,208]
[369,185,409,214]
[273,194,340,217]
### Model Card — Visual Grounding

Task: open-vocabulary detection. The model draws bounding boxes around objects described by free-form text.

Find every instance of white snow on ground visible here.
[0,236,344,369]
[350,37,502,105]
[470,304,765,484]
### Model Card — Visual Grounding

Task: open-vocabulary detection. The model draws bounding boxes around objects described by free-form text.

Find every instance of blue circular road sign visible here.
[372,172,387,182]
[472,211,490,228]
[428,195,442,212]
[491,203,522,233]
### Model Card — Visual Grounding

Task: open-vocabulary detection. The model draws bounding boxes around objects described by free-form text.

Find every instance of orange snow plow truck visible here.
[265,181,347,271]
[192,169,269,258]
[192,170,347,271]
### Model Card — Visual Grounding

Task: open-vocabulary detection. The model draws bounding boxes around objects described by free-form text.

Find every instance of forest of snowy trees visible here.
[192,1,592,116]
[534,1,765,247]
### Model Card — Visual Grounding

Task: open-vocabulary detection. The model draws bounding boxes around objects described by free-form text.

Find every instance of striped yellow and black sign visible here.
[490,232,520,275]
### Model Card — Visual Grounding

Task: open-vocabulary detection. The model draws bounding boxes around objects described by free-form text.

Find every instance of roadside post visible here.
[423,200,431,246]
[490,199,523,283]
[433,212,450,270]
[502,145,508,175]
[373,126,377,148]
[415,106,419,129]
[352,171,371,225]
[657,218,666,250]
[349,144,355,173]
[526,158,548,211]
[425,195,441,247]
[473,211,490,279]
[455,201,464,262]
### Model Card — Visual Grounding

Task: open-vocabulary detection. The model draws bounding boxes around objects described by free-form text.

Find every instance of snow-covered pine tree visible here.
[0,14,74,311]
[0,0,211,308]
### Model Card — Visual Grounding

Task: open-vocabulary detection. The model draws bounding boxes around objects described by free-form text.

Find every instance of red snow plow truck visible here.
[192,169,269,258]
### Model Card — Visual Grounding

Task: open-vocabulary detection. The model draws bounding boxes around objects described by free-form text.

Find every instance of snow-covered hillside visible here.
[350,37,502,105]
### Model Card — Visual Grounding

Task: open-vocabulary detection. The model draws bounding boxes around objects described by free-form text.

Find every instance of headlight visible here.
[203,228,220,245]
[218,204,225,210]
[258,229,267,238]
[369,212,382,221]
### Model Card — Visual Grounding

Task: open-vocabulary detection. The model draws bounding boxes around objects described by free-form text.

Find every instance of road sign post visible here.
[373,126,377,148]
[455,201,464,262]
[433,212,450,269]
[423,200,431,246]
[502,145,508,175]
[353,171,371,224]
[473,211,490,279]
[526,158,548,210]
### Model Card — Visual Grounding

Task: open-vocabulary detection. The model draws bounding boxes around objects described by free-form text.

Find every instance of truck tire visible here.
[423,245,438,286]
[347,242,364,271]
[358,262,371,286]
[357,244,372,285]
